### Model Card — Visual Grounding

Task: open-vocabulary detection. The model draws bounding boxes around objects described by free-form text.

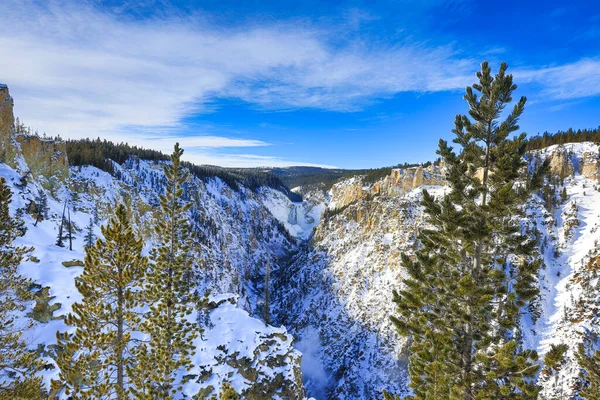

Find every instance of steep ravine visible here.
[273,145,600,399]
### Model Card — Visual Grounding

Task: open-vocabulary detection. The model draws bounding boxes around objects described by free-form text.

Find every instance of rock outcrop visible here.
[15,134,69,189]
[0,85,69,190]
[0,84,18,167]
[549,150,575,179]
[331,165,446,209]
[578,151,600,180]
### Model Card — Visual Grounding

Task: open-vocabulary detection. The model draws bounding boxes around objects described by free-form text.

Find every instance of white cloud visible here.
[515,58,600,100]
[182,152,338,169]
[0,1,472,131]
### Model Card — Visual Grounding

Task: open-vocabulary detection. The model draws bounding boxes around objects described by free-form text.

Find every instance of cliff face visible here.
[329,164,446,209]
[0,85,69,190]
[0,85,18,166]
[15,135,69,190]
[546,144,600,181]
[578,151,600,179]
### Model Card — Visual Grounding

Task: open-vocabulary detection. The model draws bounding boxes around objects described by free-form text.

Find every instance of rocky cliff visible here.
[0,85,69,191]
[0,84,19,167]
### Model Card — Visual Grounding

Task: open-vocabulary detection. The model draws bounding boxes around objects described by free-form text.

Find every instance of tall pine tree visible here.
[131,143,199,399]
[391,62,542,399]
[54,203,147,399]
[0,177,45,399]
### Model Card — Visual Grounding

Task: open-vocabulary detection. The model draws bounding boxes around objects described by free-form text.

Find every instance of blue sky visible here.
[1,0,599,168]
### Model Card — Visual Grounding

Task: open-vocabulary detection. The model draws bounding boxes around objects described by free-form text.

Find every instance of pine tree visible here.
[131,143,199,399]
[92,205,99,225]
[67,207,74,251]
[576,337,600,399]
[32,189,48,227]
[390,62,542,399]
[560,187,568,203]
[219,382,241,400]
[84,218,95,249]
[0,177,45,399]
[383,390,401,400]
[56,199,67,247]
[540,343,568,398]
[54,203,147,399]
[542,344,568,377]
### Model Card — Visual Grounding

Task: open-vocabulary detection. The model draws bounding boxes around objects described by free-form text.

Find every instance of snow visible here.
[185,294,303,399]
[0,156,309,398]
[260,187,324,239]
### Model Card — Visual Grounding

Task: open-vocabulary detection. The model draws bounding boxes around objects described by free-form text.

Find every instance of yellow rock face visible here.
[331,164,445,208]
[15,134,69,184]
[549,151,574,179]
[578,152,600,180]
[0,86,69,187]
[0,86,18,166]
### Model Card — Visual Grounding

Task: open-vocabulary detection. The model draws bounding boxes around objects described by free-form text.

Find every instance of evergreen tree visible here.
[54,203,147,399]
[219,382,241,400]
[383,390,401,400]
[542,344,568,377]
[560,187,568,203]
[84,218,95,249]
[56,199,67,247]
[540,343,569,398]
[67,207,74,251]
[32,189,48,226]
[131,143,199,399]
[92,205,99,225]
[576,337,600,399]
[391,62,542,399]
[0,178,45,399]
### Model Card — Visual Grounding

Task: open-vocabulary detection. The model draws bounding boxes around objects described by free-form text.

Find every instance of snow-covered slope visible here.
[1,158,310,398]
[525,143,600,398]
[0,85,310,399]
[273,171,448,399]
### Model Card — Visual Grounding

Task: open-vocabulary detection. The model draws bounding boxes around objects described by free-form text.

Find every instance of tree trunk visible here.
[463,122,493,400]
[67,208,73,251]
[117,285,124,396]
[163,192,177,399]
[264,259,271,326]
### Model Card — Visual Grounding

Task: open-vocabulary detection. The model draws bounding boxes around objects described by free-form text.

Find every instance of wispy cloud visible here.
[516,58,600,100]
[179,152,338,169]
[0,1,472,131]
